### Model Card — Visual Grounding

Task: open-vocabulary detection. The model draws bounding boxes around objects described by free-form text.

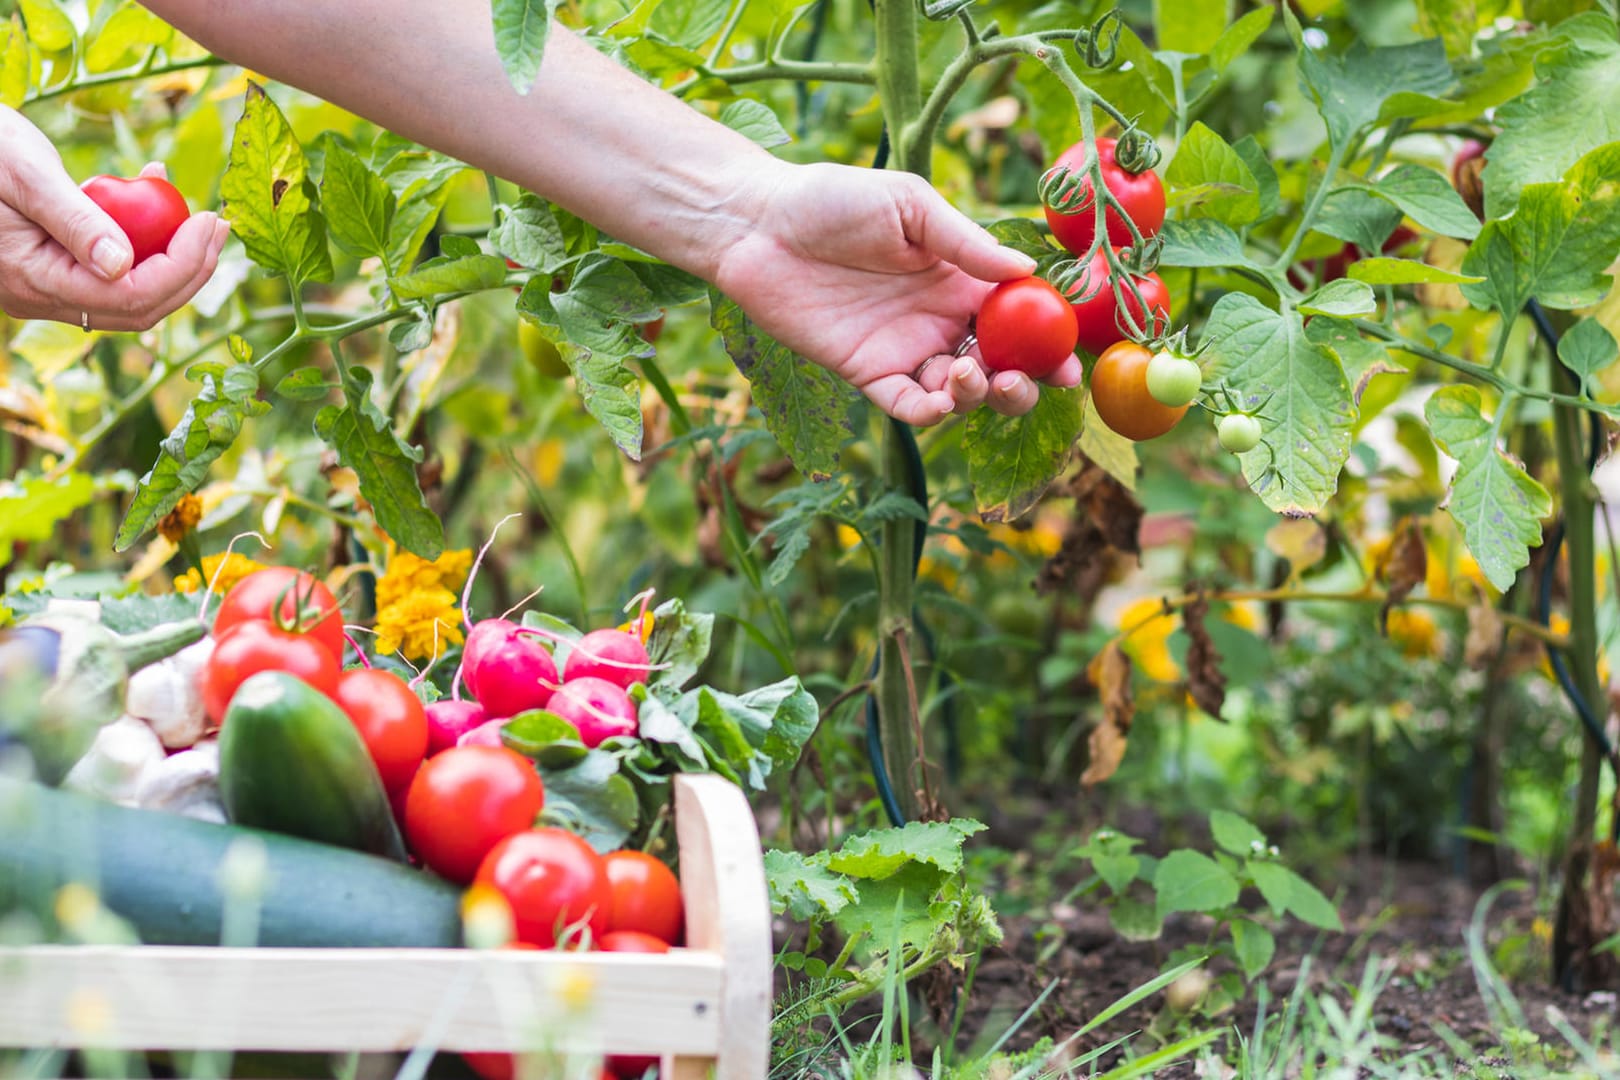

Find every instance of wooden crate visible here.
[0,774,770,1079]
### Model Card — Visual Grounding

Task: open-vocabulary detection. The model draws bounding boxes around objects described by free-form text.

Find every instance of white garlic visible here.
[135,738,225,824]
[63,714,166,805]
[126,658,209,749]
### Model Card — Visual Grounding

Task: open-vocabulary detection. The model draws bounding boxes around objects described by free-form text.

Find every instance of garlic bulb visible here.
[126,656,209,749]
[135,738,225,824]
[62,714,166,805]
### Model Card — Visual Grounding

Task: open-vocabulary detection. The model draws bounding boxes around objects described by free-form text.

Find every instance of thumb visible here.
[906,182,1038,283]
[21,167,135,280]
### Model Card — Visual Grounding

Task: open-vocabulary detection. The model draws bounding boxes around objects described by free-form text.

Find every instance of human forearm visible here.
[137,0,781,280]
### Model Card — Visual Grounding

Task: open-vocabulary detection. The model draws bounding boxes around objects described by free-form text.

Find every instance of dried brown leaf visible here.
[1082,641,1134,786]
[1183,591,1228,719]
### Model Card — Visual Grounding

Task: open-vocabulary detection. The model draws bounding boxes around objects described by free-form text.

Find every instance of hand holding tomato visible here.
[0,107,228,331]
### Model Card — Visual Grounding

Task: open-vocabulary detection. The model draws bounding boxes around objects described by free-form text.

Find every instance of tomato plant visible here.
[80,175,189,266]
[602,850,683,945]
[200,619,341,723]
[1043,136,1166,255]
[332,668,429,794]
[213,568,345,663]
[975,277,1078,379]
[404,745,544,883]
[1089,341,1189,442]
[474,828,611,948]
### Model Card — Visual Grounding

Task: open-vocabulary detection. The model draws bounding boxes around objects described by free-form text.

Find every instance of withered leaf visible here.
[1378,516,1429,628]
[1183,590,1228,719]
[1037,457,1143,600]
[1082,640,1134,786]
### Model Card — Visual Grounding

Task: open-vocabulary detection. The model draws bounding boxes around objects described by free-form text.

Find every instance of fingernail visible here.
[1009,251,1038,274]
[91,237,131,280]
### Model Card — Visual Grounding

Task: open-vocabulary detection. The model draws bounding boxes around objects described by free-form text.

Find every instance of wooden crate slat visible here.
[0,945,724,1053]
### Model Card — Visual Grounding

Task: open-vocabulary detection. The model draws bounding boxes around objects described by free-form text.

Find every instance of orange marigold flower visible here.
[157,494,203,544]
[376,547,474,609]
[374,586,465,662]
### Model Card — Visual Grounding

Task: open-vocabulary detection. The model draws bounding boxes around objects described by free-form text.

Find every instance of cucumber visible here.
[0,778,462,947]
[218,671,408,861]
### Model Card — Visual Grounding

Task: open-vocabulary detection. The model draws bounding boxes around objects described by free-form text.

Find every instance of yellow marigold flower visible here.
[1117,596,1180,683]
[617,612,655,644]
[157,494,203,544]
[376,547,473,609]
[917,553,959,590]
[836,525,862,550]
[1386,609,1439,658]
[174,552,268,595]
[375,586,465,662]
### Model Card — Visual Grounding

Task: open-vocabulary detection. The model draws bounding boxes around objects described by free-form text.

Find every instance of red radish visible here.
[548,677,638,747]
[457,718,508,749]
[465,624,559,719]
[459,618,519,699]
[425,699,487,755]
[562,628,651,690]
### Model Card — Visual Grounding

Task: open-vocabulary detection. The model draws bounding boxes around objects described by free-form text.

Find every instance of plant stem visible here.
[1274,144,1346,271]
[672,58,873,97]
[23,56,226,105]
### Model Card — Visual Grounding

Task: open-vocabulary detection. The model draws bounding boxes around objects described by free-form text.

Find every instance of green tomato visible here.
[518,319,570,378]
[1144,351,1201,408]
[1217,413,1263,454]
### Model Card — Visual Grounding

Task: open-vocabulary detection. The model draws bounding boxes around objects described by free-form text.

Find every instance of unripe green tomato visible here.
[518,320,570,378]
[1144,351,1201,408]
[1217,413,1263,454]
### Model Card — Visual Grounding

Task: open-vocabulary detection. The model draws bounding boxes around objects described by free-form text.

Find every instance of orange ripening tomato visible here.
[1090,341,1189,441]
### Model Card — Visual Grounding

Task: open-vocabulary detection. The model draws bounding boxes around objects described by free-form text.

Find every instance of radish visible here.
[457,718,508,749]
[460,618,558,719]
[425,699,487,756]
[561,628,651,690]
[459,618,518,699]
[547,677,638,748]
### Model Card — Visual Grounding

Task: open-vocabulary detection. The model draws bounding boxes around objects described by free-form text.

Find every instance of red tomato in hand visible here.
[333,669,429,794]
[603,850,684,945]
[213,567,345,663]
[1090,341,1189,441]
[81,175,190,266]
[475,828,611,948]
[1044,137,1166,256]
[1065,248,1171,357]
[201,619,342,723]
[405,745,544,883]
[975,277,1078,379]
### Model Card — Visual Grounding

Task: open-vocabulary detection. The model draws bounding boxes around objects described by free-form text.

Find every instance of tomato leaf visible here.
[1230,135,1280,222]
[1231,918,1276,981]
[0,472,97,545]
[0,16,29,109]
[1078,396,1139,493]
[1315,188,1404,255]
[966,386,1082,523]
[115,370,269,551]
[1200,293,1355,515]
[1303,318,1404,408]
[1296,37,1453,150]
[491,0,556,95]
[493,193,568,273]
[390,246,508,300]
[1425,385,1551,592]
[219,82,333,287]
[1345,257,1483,285]
[1154,850,1241,919]
[380,151,462,273]
[1153,0,1226,54]
[1211,7,1273,73]
[720,99,791,149]
[1485,30,1620,220]
[313,367,444,558]
[320,139,396,267]
[827,819,987,880]
[1558,318,1619,393]
[1156,219,1261,270]
[1366,163,1480,241]
[273,366,336,402]
[17,0,73,53]
[1460,141,1620,315]
[649,0,729,49]
[1165,122,1260,227]
[710,291,856,483]
[84,2,172,72]
[1299,279,1376,318]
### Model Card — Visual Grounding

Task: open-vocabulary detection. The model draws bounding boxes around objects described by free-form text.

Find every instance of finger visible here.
[902,178,1037,283]
[862,372,954,427]
[942,356,989,415]
[38,212,222,328]
[139,216,229,324]
[7,160,135,281]
[1040,354,1085,389]
[137,162,169,180]
[985,370,1040,417]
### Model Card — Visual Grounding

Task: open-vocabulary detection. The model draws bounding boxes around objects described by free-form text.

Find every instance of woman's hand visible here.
[713,161,1084,426]
[0,106,228,332]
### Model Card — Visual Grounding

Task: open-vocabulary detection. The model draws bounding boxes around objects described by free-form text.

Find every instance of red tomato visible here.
[200,619,342,723]
[1090,341,1189,441]
[975,277,1078,379]
[602,851,684,946]
[638,315,665,344]
[475,829,611,949]
[599,929,671,1077]
[332,668,429,794]
[81,175,190,266]
[1043,137,1166,256]
[405,745,544,883]
[213,568,345,663]
[1065,248,1170,357]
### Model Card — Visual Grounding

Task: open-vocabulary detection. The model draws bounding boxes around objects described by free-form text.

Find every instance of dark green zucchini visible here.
[0,778,461,948]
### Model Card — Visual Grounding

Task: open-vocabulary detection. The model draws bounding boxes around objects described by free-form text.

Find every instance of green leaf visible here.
[500,709,589,768]
[391,249,508,300]
[1209,810,1267,857]
[313,367,444,558]
[569,350,645,461]
[1153,0,1227,54]
[381,152,461,272]
[1424,385,1551,591]
[1304,318,1405,406]
[764,849,856,920]
[1461,142,1620,314]
[827,819,986,880]
[1093,853,1141,895]
[710,291,856,482]
[1156,219,1260,269]
[1109,897,1164,942]
[491,0,556,94]
[537,750,638,853]
[1079,397,1139,493]
[1,16,30,109]
[1558,318,1619,391]
[554,256,663,348]
[1231,135,1280,222]
[17,0,73,52]
[650,0,731,48]
[218,83,333,287]
[84,1,172,71]
[1211,7,1274,72]
[1486,35,1620,220]
[1368,164,1480,241]
[1346,257,1483,285]
[273,366,335,401]
[115,373,268,551]
[1315,188,1404,255]
[645,596,714,691]
[1247,861,1342,931]
[1165,122,1260,227]
[988,218,1054,261]
[719,99,791,149]
[0,473,96,545]
[1200,293,1355,515]
[636,691,706,767]
[1154,850,1241,919]
[493,193,568,273]
[1300,279,1376,318]
[1230,918,1276,980]
[97,592,202,635]
[320,140,396,265]
[1296,37,1454,150]
[698,677,818,773]
[966,387,1081,523]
